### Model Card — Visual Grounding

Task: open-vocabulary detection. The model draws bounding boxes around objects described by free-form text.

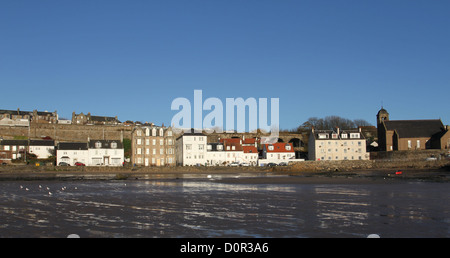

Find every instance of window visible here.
[199,144,204,150]
[145,139,150,145]
[332,133,338,139]
[95,142,102,148]
[145,128,150,137]
[137,139,142,145]
[152,149,156,155]
[232,146,235,150]
[146,148,150,155]
[408,140,412,149]
[160,139,164,145]
[350,133,360,139]
[111,142,117,149]
[167,131,172,136]
[318,133,328,139]
[136,130,141,136]
[168,139,173,145]
[417,140,420,149]
[152,139,156,145]
[268,145,274,151]
[186,144,192,150]
[137,148,142,155]
[341,134,348,139]
[159,128,163,136]
[286,145,291,150]
[160,149,164,155]
[152,128,156,136]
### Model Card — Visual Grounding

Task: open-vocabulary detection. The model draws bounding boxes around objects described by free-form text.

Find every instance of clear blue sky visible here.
[1,0,449,130]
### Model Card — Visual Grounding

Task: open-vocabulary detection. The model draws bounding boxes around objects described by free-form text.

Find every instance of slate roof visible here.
[88,140,123,149]
[58,142,88,150]
[0,140,28,146]
[29,140,55,146]
[384,119,445,138]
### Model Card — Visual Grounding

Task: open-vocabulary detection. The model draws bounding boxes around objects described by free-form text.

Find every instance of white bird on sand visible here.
[48,192,52,196]
[25,188,29,191]
[207,175,212,179]
[39,185,42,189]
[46,187,50,190]
[20,185,23,189]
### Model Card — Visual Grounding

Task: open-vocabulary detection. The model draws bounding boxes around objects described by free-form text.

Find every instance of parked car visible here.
[266,162,278,167]
[425,155,437,161]
[58,162,70,166]
[229,162,240,167]
[74,162,85,166]
[240,162,250,167]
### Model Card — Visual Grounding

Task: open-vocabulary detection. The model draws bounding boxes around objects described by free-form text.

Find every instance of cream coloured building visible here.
[308,127,370,161]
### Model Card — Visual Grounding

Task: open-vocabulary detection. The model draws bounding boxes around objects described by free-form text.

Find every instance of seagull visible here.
[46,187,50,191]
[25,188,29,191]
[48,192,52,196]
[39,185,42,189]
[20,185,23,189]
[207,175,212,179]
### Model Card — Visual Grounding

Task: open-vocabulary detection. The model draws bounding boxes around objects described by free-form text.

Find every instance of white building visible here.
[57,142,89,165]
[242,146,259,165]
[176,130,207,166]
[29,140,55,159]
[56,140,124,166]
[88,140,124,166]
[308,127,370,161]
[206,143,226,166]
[261,142,296,165]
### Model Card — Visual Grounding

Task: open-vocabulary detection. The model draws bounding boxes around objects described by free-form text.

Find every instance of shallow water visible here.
[0,178,449,237]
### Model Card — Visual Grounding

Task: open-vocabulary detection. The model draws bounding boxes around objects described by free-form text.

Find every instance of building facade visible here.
[56,140,124,166]
[131,125,175,166]
[377,108,450,151]
[72,112,120,125]
[176,130,207,166]
[262,142,296,164]
[308,127,369,161]
[29,140,55,159]
[57,142,89,165]
[0,108,58,124]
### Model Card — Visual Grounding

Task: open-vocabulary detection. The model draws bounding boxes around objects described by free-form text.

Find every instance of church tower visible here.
[377,107,389,126]
[376,107,389,151]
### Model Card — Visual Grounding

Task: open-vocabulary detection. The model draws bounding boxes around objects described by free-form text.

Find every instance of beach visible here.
[0,160,449,183]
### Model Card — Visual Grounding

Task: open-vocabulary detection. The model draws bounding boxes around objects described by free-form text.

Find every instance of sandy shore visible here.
[0,164,449,183]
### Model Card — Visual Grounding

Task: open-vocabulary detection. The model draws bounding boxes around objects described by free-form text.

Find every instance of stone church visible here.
[376,108,450,151]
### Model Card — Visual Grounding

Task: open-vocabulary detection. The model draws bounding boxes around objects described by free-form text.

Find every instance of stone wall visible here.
[371,149,446,161]
[0,124,132,142]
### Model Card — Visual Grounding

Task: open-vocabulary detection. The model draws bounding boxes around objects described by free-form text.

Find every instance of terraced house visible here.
[131,125,175,166]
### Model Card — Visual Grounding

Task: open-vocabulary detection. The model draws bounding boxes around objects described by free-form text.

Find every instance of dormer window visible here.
[95,142,102,148]
[341,133,348,139]
[167,130,172,136]
[152,128,156,136]
[286,145,291,151]
[111,142,117,149]
[268,145,274,151]
[145,128,150,137]
[159,128,163,136]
